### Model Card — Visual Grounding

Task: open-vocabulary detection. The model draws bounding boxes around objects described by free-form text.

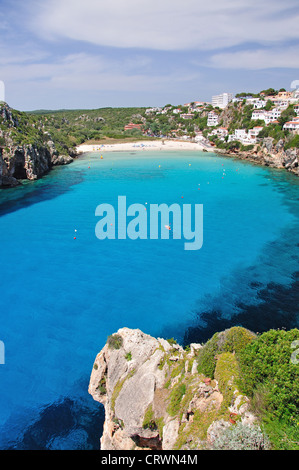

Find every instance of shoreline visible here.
[76,139,214,154]
[214,147,299,177]
[76,138,298,177]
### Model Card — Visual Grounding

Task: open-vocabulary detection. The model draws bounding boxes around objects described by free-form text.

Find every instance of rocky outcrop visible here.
[0,143,75,187]
[51,154,74,166]
[88,328,269,450]
[0,102,76,187]
[0,144,51,184]
[217,138,299,176]
[0,148,20,187]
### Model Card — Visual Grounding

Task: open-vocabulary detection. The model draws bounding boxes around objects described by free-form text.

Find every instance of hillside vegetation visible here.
[195,327,299,450]
[89,326,299,450]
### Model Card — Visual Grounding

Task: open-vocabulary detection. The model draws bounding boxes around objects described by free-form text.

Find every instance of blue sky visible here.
[1,0,299,110]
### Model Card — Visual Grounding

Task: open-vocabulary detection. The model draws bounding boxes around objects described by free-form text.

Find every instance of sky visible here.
[0,0,299,110]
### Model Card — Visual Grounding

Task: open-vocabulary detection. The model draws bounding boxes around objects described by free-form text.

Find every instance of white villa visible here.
[246,97,266,109]
[228,126,263,145]
[208,127,228,141]
[145,107,162,114]
[283,118,299,132]
[251,107,282,125]
[180,113,194,120]
[207,111,219,127]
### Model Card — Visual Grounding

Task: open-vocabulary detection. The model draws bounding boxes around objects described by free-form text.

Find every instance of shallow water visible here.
[0,150,298,449]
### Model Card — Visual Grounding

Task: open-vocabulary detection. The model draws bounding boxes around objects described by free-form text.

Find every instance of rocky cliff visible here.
[216,138,299,176]
[88,327,270,450]
[0,103,75,187]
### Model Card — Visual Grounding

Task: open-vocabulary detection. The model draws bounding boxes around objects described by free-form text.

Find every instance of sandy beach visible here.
[76,139,213,154]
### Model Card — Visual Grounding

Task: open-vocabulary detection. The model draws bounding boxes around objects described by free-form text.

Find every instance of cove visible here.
[0,150,298,449]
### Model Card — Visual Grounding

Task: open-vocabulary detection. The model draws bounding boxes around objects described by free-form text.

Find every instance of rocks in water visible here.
[0,143,75,187]
[51,154,74,166]
[217,139,299,177]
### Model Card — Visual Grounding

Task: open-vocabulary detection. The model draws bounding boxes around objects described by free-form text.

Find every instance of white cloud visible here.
[206,46,299,69]
[29,0,299,51]
[1,51,200,93]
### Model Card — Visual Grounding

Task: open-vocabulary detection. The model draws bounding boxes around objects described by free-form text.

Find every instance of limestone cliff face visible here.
[88,328,268,451]
[0,142,74,187]
[0,102,75,187]
[216,138,299,177]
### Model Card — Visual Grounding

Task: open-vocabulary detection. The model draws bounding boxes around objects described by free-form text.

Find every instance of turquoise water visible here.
[0,150,298,449]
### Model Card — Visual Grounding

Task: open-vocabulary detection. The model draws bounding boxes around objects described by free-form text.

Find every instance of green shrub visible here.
[96,376,107,395]
[238,329,299,417]
[167,383,186,416]
[125,351,132,361]
[196,327,256,378]
[285,134,299,149]
[166,338,177,345]
[143,404,156,430]
[238,328,299,449]
[222,327,256,354]
[214,352,239,395]
[107,333,123,350]
[211,422,271,450]
[196,332,220,377]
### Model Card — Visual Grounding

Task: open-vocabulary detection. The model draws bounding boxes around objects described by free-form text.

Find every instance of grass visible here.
[167,383,186,417]
[107,334,123,350]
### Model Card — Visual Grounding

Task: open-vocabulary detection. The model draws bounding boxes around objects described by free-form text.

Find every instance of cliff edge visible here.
[216,137,299,177]
[0,103,75,187]
[88,327,270,450]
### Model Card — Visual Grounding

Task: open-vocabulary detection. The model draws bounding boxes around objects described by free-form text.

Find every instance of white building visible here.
[283,120,299,132]
[207,111,219,127]
[269,107,282,120]
[232,97,243,104]
[194,132,205,142]
[270,98,289,109]
[228,127,262,145]
[248,127,264,140]
[208,127,228,141]
[145,107,162,114]
[228,129,246,143]
[251,108,281,125]
[251,110,266,121]
[246,97,266,109]
[180,113,194,120]
[212,93,233,109]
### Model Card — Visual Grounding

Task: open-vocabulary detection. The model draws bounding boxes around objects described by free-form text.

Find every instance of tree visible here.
[260,88,277,96]
[278,105,296,127]
[265,100,274,111]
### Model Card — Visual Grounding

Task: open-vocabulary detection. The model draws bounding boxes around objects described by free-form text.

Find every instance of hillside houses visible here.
[283,117,299,132]
[145,107,162,115]
[227,126,264,145]
[251,107,282,124]
[142,87,299,143]
[245,97,266,109]
[208,127,228,140]
[180,113,194,120]
[207,111,219,126]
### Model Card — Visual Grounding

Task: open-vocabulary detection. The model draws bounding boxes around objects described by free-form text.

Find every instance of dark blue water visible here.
[0,150,298,449]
